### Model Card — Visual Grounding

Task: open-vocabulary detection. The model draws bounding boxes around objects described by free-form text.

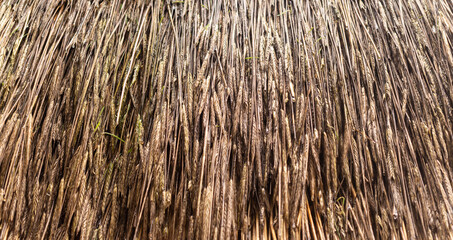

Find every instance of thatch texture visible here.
[1,0,453,239]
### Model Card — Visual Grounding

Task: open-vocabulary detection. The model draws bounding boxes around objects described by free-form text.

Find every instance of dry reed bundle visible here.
[0,0,453,239]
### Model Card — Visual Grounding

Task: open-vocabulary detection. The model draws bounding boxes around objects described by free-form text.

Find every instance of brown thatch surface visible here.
[1,0,453,239]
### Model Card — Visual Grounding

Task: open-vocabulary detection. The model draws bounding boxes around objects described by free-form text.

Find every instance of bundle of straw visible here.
[0,0,452,239]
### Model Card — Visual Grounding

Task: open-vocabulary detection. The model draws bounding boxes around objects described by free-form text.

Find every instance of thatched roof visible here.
[1,0,453,239]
